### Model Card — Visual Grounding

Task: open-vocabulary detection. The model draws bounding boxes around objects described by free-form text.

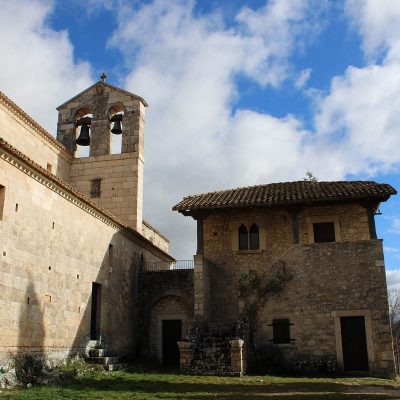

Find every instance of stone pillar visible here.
[196,217,204,255]
[287,208,302,244]
[177,341,193,373]
[229,339,245,376]
[367,206,377,240]
[193,254,209,319]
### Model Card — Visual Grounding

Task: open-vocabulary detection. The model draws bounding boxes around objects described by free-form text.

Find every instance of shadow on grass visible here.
[57,372,400,400]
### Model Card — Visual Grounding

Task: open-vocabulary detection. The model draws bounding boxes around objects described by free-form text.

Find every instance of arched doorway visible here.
[149,295,191,364]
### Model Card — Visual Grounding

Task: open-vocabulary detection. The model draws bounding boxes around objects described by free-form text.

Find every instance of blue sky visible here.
[0,0,399,287]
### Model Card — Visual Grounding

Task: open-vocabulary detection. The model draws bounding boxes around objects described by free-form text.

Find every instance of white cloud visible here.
[314,63,400,176]
[345,0,400,61]
[295,68,312,89]
[0,0,93,133]
[384,246,400,253]
[389,217,400,234]
[105,0,400,257]
[2,0,399,259]
[387,269,400,290]
[310,1,400,178]
[107,0,328,257]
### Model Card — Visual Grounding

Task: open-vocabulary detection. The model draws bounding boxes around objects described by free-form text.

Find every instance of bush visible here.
[14,355,45,384]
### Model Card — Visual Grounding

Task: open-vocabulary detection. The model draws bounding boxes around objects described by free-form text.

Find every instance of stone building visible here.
[0,80,173,367]
[173,181,397,376]
[0,78,397,378]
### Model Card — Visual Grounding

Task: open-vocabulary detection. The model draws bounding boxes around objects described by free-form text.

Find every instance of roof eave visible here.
[173,194,395,216]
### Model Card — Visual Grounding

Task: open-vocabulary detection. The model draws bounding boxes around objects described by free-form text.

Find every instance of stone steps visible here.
[85,342,126,372]
[86,356,121,365]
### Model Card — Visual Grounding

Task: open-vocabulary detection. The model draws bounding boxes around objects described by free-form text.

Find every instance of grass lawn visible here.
[1,363,399,400]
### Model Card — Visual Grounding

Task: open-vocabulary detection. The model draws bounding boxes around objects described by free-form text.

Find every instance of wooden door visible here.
[162,320,182,365]
[340,316,369,371]
[90,282,102,340]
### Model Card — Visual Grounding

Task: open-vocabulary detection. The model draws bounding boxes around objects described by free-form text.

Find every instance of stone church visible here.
[0,79,396,377]
[0,79,173,369]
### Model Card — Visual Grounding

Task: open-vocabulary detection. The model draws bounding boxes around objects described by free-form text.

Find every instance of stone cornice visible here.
[0,138,173,261]
[0,90,72,158]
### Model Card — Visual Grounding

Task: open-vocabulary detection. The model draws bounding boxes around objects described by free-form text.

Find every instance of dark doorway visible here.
[340,316,369,371]
[162,319,182,364]
[90,282,102,340]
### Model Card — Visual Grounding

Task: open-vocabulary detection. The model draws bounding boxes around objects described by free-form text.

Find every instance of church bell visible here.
[76,124,91,146]
[111,120,122,135]
[110,114,123,135]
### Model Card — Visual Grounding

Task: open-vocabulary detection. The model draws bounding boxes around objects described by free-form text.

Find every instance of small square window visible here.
[313,222,336,243]
[90,179,101,198]
[273,319,291,344]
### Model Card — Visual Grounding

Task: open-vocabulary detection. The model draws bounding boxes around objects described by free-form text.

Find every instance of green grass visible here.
[1,363,400,400]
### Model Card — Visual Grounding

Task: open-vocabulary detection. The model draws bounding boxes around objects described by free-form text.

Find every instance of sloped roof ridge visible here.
[0,90,71,156]
[142,219,169,243]
[56,81,148,110]
[0,137,172,260]
[180,180,376,200]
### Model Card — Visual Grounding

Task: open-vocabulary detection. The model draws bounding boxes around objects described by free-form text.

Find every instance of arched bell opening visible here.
[74,107,93,158]
[107,104,125,155]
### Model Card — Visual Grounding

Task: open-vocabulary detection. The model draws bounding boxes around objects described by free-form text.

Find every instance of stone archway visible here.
[149,295,191,363]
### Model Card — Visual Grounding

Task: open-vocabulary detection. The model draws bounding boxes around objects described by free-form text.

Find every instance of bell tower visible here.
[56,75,147,232]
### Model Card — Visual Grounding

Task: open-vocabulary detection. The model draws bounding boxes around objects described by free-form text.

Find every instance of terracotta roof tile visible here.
[173,181,396,213]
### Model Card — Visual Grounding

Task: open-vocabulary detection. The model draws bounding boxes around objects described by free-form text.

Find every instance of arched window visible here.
[249,223,260,250]
[239,224,248,250]
[74,107,92,158]
[108,104,125,155]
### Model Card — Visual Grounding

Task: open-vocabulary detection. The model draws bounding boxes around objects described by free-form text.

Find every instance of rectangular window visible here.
[0,186,4,220]
[90,179,101,198]
[46,163,52,173]
[108,244,114,269]
[273,319,291,344]
[313,222,336,243]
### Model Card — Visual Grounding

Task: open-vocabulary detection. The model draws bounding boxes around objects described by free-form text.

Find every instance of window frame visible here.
[306,216,341,244]
[313,221,336,243]
[230,219,266,252]
[237,223,260,251]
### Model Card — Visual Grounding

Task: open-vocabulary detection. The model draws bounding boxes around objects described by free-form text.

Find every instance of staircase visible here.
[85,340,127,371]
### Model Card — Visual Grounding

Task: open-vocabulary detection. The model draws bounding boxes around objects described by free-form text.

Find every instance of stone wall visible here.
[202,204,372,323]
[256,240,394,377]
[69,152,144,232]
[0,142,172,366]
[200,206,394,376]
[138,270,194,361]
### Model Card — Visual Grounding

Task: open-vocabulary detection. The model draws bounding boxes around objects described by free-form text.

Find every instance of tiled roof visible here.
[173,181,396,213]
